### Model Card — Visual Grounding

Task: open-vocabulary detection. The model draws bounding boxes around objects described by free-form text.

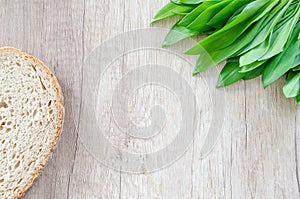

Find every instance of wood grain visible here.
[0,0,299,198]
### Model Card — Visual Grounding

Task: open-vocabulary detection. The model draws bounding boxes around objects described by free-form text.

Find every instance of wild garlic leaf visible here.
[296,94,300,103]
[293,65,300,71]
[239,35,271,66]
[192,18,265,74]
[259,9,300,60]
[172,0,220,5]
[238,0,291,56]
[207,0,251,29]
[239,59,267,73]
[151,2,196,24]
[219,0,273,32]
[216,58,245,88]
[262,23,300,88]
[178,1,218,27]
[163,1,216,46]
[292,54,300,70]
[275,1,299,30]
[186,17,254,55]
[172,10,192,15]
[164,0,231,46]
[163,24,199,46]
[186,0,278,54]
[242,63,266,81]
[283,71,300,98]
[225,3,249,25]
[186,0,231,31]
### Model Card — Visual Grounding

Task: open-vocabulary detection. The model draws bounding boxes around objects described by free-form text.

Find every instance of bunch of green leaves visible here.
[152,0,300,102]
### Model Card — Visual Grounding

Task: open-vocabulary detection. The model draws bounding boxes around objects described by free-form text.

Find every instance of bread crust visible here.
[0,47,64,199]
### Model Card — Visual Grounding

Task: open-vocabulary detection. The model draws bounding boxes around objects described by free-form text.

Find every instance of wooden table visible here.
[1,0,299,198]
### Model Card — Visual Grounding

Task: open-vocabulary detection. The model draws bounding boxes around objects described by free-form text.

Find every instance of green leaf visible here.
[187,16,258,55]
[207,0,251,29]
[171,10,192,15]
[242,63,266,80]
[293,66,300,71]
[151,2,196,24]
[187,0,231,31]
[239,35,271,66]
[292,54,300,70]
[192,16,265,74]
[262,23,300,88]
[172,0,218,5]
[239,59,267,73]
[163,1,217,46]
[259,9,300,60]
[296,94,300,103]
[237,0,291,56]
[186,0,278,54]
[163,0,231,46]
[178,1,217,27]
[293,65,300,71]
[219,0,275,32]
[225,2,249,25]
[163,24,199,46]
[216,59,245,87]
[283,71,300,98]
[275,2,299,30]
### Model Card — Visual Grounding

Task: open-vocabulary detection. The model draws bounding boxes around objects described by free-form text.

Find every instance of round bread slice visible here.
[0,47,63,198]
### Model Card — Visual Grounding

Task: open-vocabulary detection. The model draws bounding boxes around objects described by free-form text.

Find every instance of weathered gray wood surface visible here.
[0,0,299,198]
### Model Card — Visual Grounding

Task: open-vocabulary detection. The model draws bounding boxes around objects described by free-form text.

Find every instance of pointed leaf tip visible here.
[192,70,199,76]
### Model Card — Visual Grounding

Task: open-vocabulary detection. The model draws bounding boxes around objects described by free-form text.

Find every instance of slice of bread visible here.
[0,47,63,198]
